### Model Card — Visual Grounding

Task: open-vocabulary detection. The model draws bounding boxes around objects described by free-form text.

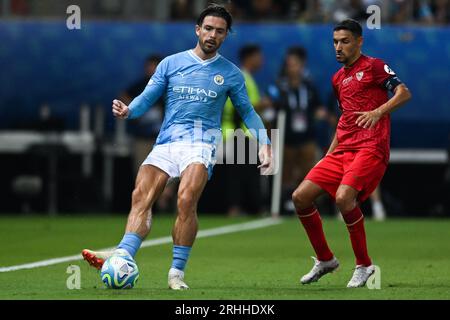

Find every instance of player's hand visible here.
[112,99,130,119]
[258,144,273,175]
[354,109,383,129]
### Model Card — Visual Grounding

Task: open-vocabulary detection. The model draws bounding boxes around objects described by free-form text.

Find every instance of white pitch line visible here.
[0,217,282,273]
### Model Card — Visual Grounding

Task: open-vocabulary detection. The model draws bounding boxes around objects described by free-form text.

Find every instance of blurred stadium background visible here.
[0,0,448,218]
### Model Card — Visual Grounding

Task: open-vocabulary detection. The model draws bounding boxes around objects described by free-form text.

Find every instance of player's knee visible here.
[292,188,311,209]
[291,189,302,205]
[335,192,356,213]
[177,190,195,213]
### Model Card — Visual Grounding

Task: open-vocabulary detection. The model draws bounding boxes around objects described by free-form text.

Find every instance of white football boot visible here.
[347,265,375,288]
[300,256,340,284]
[168,267,189,290]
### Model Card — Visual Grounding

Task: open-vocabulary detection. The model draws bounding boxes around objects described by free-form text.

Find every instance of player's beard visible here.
[336,52,347,64]
[337,47,360,65]
[200,39,219,55]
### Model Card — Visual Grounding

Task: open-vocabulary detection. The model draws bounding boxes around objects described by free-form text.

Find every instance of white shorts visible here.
[142,142,216,179]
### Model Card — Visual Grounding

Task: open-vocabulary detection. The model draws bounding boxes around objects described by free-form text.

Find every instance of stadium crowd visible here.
[3,0,449,25]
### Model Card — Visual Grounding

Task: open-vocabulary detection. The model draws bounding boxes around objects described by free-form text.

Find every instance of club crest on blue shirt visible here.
[214,74,224,85]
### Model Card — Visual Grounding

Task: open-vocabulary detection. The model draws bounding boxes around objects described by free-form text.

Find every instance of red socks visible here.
[296,206,334,262]
[297,205,372,266]
[342,206,372,267]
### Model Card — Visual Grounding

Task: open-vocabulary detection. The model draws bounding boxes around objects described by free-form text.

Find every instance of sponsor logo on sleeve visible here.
[384,64,396,75]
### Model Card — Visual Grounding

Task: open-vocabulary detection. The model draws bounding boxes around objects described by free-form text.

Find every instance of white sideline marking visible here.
[0,217,282,273]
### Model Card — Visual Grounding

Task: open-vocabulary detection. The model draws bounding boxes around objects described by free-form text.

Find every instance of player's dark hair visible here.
[239,45,261,63]
[278,46,308,78]
[334,19,363,38]
[145,54,162,64]
[286,46,307,61]
[197,3,233,32]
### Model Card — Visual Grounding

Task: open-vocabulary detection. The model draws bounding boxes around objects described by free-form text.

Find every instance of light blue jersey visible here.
[127,50,270,148]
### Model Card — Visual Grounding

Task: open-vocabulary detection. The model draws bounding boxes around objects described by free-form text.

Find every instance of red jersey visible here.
[332,55,396,162]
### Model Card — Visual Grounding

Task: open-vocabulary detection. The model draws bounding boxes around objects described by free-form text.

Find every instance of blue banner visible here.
[0,21,449,147]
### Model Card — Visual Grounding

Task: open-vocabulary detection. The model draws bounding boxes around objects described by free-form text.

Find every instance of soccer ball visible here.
[100,255,139,289]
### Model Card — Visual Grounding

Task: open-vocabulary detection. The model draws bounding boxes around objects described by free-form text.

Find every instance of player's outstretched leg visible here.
[81,248,131,270]
[81,249,113,270]
[292,180,339,284]
[82,165,169,270]
[168,163,208,290]
[335,185,374,288]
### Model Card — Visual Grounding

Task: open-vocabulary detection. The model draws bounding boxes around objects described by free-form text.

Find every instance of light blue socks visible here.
[117,232,143,258]
[171,245,192,271]
[117,234,191,271]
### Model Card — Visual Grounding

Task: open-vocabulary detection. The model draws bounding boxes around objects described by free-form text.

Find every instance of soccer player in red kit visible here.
[292,19,411,287]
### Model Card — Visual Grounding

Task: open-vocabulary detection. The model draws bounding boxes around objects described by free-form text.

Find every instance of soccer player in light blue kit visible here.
[82,4,272,290]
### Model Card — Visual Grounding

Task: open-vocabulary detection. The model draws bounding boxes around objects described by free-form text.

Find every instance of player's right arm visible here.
[112,58,168,119]
[229,70,272,174]
[355,83,411,128]
[355,59,411,128]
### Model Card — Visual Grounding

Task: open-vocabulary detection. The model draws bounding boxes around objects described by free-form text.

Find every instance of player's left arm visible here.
[229,73,272,174]
[355,83,411,128]
[355,61,412,129]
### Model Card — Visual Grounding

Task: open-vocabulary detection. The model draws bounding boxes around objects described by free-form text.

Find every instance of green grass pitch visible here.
[0,214,449,300]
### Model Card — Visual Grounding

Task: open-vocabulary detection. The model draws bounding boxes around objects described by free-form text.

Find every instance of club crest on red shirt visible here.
[356,71,364,81]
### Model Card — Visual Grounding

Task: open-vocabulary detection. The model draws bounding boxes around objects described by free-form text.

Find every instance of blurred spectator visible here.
[390,0,414,23]
[3,0,449,24]
[96,0,123,16]
[238,0,284,21]
[222,44,269,217]
[299,0,327,23]
[119,54,176,213]
[205,0,245,19]
[328,0,370,23]
[284,0,309,20]
[431,0,450,25]
[170,0,196,20]
[413,0,435,24]
[267,47,328,214]
[11,0,30,15]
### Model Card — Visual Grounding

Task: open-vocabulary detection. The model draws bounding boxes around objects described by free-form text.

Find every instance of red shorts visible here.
[305,149,387,202]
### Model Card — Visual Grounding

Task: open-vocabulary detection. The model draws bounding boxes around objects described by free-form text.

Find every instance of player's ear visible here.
[358,36,364,48]
[195,24,201,37]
